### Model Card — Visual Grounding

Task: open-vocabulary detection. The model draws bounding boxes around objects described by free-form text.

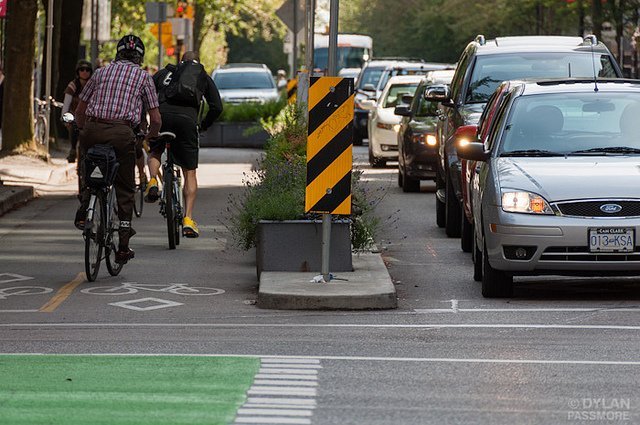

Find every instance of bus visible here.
[313,34,373,74]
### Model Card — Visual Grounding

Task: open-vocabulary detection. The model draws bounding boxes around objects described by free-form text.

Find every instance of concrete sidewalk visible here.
[0,141,77,216]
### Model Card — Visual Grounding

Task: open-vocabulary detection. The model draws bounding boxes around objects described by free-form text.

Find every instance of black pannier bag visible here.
[84,144,119,188]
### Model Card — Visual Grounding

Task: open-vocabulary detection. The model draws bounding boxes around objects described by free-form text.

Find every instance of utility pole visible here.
[90,0,99,67]
[44,0,54,156]
[305,0,315,71]
[292,0,298,76]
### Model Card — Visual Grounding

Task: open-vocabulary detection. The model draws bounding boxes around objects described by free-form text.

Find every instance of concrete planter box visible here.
[200,122,270,148]
[256,219,353,278]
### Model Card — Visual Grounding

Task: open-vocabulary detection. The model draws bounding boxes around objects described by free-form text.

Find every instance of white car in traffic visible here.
[366,75,424,167]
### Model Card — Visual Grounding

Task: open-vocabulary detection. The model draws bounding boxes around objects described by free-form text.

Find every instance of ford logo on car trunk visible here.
[600,204,623,214]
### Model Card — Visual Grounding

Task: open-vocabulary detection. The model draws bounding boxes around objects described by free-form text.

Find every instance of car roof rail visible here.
[535,78,640,86]
[475,34,486,46]
[221,63,268,69]
[583,34,598,46]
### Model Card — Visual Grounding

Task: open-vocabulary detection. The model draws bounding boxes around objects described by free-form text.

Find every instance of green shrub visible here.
[219,98,287,123]
[227,103,378,252]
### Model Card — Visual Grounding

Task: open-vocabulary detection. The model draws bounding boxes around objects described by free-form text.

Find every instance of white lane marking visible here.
[261,358,320,364]
[260,363,321,369]
[0,310,39,313]
[246,398,316,406]
[248,387,317,396]
[451,299,459,313]
[253,380,318,387]
[2,322,640,330]
[255,375,318,380]
[2,353,638,366]
[258,369,318,375]
[415,308,640,313]
[244,404,316,409]
[0,273,34,284]
[237,409,313,417]
[108,298,183,311]
[235,417,311,424]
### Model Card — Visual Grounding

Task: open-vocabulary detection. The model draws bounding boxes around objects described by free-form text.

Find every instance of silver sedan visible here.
[459,80,640,298]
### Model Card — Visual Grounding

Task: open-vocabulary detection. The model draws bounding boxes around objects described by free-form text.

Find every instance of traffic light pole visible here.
[157,2,166,69]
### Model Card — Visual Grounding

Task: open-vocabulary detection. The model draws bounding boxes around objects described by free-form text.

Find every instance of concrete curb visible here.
[0,185,35,217]
[257,252,397,310]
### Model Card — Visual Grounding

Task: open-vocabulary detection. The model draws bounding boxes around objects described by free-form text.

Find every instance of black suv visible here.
[428,35,623,237]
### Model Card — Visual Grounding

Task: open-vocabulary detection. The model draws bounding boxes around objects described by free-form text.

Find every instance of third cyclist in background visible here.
[145,51,223,238]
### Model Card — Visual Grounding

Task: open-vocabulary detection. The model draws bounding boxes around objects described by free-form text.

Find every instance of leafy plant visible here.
[227,104,379,252]
[219,98,287,123]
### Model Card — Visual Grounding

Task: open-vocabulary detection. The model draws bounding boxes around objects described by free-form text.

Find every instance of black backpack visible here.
[164,61,205,108]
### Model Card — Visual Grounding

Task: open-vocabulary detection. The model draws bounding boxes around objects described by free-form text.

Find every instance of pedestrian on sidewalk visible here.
[62,60,93,163]
[145,50,223,238]
[75,34,161,264]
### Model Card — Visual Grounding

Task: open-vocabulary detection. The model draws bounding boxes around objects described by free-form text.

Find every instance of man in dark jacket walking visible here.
[146,51,223,238]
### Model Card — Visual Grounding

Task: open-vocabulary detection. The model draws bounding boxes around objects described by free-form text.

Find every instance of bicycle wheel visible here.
[84,192,105,282]
[105,187,124,276]
[173,176,182,246]
[34,116,47,145]
[165,169,177,250]
[133,171,144,218]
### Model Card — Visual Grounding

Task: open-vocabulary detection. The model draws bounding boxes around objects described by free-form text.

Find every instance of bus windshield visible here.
[314,47,369,72]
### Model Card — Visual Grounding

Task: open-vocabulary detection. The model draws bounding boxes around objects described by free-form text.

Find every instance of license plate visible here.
[588,228,635,253]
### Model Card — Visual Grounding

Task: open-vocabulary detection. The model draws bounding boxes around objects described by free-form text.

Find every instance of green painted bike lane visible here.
[0,355,260,425]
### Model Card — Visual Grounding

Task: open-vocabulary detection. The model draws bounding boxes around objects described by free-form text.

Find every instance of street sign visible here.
[286,78,298,104]
[145,2,167,23]
[81,0,111,42]
[150,22,173,50]
[305,76,355,215]
[276,0,305,32]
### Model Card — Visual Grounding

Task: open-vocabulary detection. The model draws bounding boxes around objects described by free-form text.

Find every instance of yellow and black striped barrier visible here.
[286,78,298,104]
[305,76,355,215]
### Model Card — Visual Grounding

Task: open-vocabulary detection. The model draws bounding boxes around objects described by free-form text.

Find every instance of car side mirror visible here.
[360,99,377,111]
[401,94,414,105]
[363,83,376,92]
[424,84,450,102]
[394,105,412,117]
[457,142,489,161]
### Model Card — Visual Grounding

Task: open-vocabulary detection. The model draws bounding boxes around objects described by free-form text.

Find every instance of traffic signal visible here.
[175,1,187,18]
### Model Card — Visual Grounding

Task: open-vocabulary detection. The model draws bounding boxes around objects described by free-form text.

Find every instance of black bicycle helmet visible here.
[116,34,145,57]
[75,59,93,73]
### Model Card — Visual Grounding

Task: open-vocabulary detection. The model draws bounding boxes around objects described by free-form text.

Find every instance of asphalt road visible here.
[0,146,638,424]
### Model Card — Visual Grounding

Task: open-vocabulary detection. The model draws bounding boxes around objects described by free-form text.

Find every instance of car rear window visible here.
[467,53,619,103]
[357,67,385,89]
[213,72,275,90]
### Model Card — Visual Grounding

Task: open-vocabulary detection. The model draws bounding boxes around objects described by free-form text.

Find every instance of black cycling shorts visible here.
[150,112,199,170]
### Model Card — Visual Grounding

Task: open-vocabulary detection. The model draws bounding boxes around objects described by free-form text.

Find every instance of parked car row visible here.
[417,34,639,298]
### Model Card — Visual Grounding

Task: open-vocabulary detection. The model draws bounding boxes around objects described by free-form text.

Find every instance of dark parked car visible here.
[427,35,623,238]
[395,70,455,192]
[354,59,453,145]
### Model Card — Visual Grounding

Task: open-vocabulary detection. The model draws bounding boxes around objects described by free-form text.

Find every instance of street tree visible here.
[1,0,38,153]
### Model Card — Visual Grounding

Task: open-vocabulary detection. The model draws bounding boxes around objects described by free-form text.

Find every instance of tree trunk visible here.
[1,0,38,153]
[592,0,603,40]
[53,0,83,138]
[193,2,204,57]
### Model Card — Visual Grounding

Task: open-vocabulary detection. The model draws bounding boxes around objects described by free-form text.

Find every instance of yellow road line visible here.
[39,272,85,313]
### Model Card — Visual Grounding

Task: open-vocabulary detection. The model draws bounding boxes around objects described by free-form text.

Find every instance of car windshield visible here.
[467,53,618,103]
[383,83,419,108]
[499,92,640,156]
[213,72,275,90]
[357,67,385,90]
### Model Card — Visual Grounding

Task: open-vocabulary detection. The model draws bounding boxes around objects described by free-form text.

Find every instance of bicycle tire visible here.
[174,177,181,246]
[34,116,47,145]
[105,187,124,276]
[165,169,177,249]
[84,192,105,282]
[133,170,144,218]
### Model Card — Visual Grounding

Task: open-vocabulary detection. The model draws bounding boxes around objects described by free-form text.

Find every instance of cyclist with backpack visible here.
[145,51,223,238]
[75,34,161,264]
